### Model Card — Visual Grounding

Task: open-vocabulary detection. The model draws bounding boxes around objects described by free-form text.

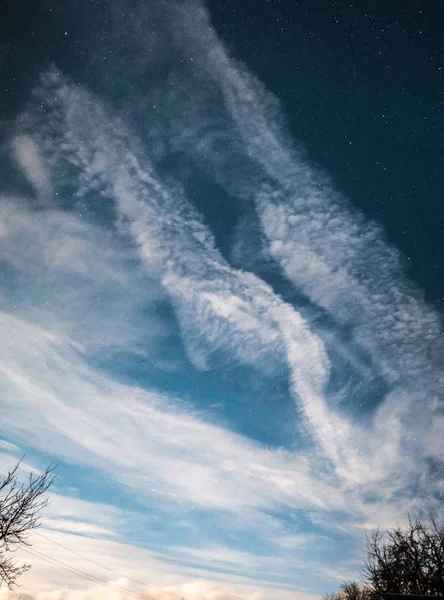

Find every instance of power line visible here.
[34,530,184,600]
[23,546,147,598]
[22,546,177,600]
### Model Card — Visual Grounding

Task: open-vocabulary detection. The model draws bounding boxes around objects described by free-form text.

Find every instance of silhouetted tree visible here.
[0,460,56,589]
[324,517,444,600]
[323,580,372,600]
[363,517,444,597]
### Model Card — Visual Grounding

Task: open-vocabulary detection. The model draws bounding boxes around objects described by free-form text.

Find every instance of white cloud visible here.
[4,64,441,524]
[0,451,43,477]
[0,513,321,600]
[110,0,444,502]
[1,580,316,600]
[2,4,443,597]
[11,135,53,202]
[40,519,120,538]
[0,198,167,357]
[26,67,434,501]
[20,70,360,486]
[159,2,443,401]
[44,494,125,525]
[0,439,19,453]
[0,312,344,516]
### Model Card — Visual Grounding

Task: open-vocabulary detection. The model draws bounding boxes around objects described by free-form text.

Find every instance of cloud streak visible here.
[22,64,442,501]
[155,1,444,397]
[4,55,442,526]
[11,135,53,203]
[0,478,326,599]
[1,1,443,598]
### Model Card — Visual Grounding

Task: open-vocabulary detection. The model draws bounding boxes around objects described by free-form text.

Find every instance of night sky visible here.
[2,1,444,299]
[209,0,444,304]
[0,1,443,600]
[3,0,443,301]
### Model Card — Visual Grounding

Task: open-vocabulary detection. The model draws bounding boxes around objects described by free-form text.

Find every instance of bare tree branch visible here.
[324,518,444,600]
[363,517,444,598]
[0,459,56,589]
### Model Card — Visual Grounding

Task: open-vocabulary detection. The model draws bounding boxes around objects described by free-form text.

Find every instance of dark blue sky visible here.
[2,0,443,306]
[208,0,444,308]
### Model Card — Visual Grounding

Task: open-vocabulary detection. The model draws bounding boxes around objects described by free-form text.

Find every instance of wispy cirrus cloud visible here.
[150,0,443,398]
[0,198,167,358]
[11,135,53,203]
[24,66,441,501]
[4,58,442,528]
[115,0,443,500]
[2,90,348,593]
[0,312,341,516]
[1,1,443,598]
[0,462,329,599]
